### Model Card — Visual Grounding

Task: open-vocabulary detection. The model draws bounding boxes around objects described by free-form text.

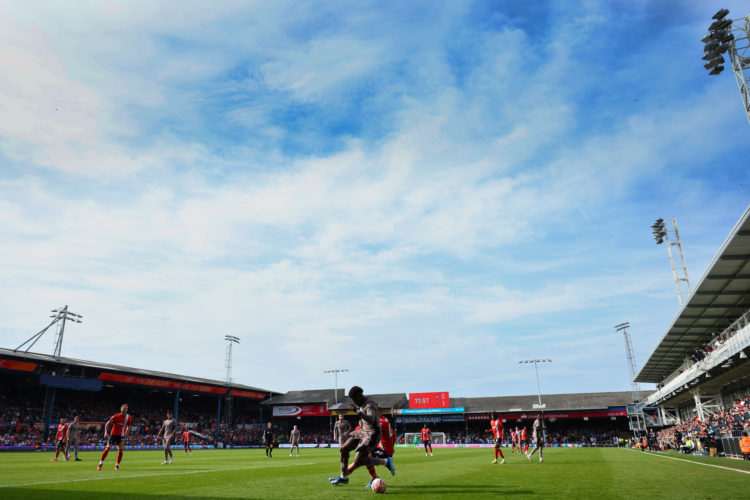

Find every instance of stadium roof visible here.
[636,205,750,384]
[0,347,275,395]
[454,391,638,413]
[261,389,345,405]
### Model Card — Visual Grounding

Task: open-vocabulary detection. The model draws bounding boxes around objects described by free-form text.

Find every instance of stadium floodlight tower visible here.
[518,359,551,409]
[702,8,750,126]
[14,305,82,361]
[323,369,349,404]
[224,335,240,428]
[614,322,641,404]
[651,217,691,306]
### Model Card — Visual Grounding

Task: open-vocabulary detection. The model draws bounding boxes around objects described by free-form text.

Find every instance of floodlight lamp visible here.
[709,65,724,75]
[704,56,725,70]
[701,33,714,43]
[712,8,730,21]
[704,39,719,51]
[709,19,732,31]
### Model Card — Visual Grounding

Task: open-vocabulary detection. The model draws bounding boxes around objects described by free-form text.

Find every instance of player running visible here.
[66,415,82,461]
[289,425,301,457]
[489,413,506,464]
[421,425,433,456]
[329,386,395,486]
[156,411,178,464]
[182,427,192,455]
[51,417,69,461]
[363,406,397,489]
[264,422,275,458]
[97,403,132,471]
[526,413,545,463]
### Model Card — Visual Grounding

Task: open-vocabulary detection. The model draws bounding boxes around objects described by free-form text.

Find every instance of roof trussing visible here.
[635,206,750,383]
[0,347,275,395]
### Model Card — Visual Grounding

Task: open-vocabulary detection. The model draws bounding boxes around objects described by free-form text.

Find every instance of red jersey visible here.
[183,430,190,442]
[378,416,396,456]
[108,413,132,437]
[520,428,527,440]
[56,423,68,441]
[421,428,431,441]
[490,419,503,440]
[511,430,517,441]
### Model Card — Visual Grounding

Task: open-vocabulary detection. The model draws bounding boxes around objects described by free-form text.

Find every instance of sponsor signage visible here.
[39,374,102,392]
[272,404,330,417]
[393,407,464,415]
[409,391,450,409]
[395,415,465,424]
[0,358,37,372]
[229,389,267,400]
[466,409,626,420]
[98,372,226,395]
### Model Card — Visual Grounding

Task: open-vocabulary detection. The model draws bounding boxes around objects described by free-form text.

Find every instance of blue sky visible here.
[1,0,749,399]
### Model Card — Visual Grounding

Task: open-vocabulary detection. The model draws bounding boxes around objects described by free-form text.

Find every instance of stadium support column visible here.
[216,396,222,441]
[693,391,705,421]
[43,388,56,442]
[173,390,180,421]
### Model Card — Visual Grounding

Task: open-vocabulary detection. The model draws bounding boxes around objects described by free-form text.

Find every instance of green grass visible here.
[1,447,749,499]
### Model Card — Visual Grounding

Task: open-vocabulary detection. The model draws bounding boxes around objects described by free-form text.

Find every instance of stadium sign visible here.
[0,357,37,372]
[395,415,465,424]
[272,404,330,417]
[393,407,465,415]
[409,391,450,409]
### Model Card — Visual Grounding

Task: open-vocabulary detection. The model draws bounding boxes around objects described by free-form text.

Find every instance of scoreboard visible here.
[409,391,450,409]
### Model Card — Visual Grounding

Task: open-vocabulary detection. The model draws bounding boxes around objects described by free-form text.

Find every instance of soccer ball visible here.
[371,477,386,494]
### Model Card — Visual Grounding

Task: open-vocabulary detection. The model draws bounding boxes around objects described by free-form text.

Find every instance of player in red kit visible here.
[51,418,69,461]
[520,426,529,454]
[363,407,397,489]
[97,403,132,471]
[183,428,192,455]
[511,427,519,453]
[488,413,505,464]
[421,426,433,456]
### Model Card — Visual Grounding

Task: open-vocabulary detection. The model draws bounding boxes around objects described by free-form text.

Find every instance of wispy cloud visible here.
[1,0,749,397]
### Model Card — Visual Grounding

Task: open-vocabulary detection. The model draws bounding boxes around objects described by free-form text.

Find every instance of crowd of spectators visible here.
[441,427,629,447]
[657,395,750,453]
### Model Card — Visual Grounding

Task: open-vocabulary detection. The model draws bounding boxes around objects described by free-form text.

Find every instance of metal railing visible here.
[644,310,750,405]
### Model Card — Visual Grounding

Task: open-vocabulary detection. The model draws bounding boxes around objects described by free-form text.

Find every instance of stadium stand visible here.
[635,205,750,458]
[0,347,275,449]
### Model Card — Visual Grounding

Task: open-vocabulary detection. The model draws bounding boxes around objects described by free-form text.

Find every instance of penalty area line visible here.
[0,462,316,488]
[624,448,750,475]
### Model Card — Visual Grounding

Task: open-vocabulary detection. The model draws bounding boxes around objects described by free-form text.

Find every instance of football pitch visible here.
[1,447,749,499]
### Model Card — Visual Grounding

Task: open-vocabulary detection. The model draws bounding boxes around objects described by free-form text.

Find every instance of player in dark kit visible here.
[264,422,275,458]
[98,403,132,471]
[51,418,69,461]
[330,386,395,485]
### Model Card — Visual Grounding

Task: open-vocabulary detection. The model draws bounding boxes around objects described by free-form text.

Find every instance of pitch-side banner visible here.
[409,391,450,409]
[272,404,330,417]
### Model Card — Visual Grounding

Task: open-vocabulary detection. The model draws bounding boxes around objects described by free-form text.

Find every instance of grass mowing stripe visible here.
[624,447,750,474]
[0,462,315,488]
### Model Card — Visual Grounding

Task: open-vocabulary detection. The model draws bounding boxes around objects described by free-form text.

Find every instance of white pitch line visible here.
[0,462,315,488]
[625,448,750,475]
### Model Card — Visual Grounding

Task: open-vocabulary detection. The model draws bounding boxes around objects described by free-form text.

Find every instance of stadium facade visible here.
[634,204,750,454]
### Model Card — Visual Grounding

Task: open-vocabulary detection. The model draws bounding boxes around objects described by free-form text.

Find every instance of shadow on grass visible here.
[392,485,535,495]
[0,490,235,500]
